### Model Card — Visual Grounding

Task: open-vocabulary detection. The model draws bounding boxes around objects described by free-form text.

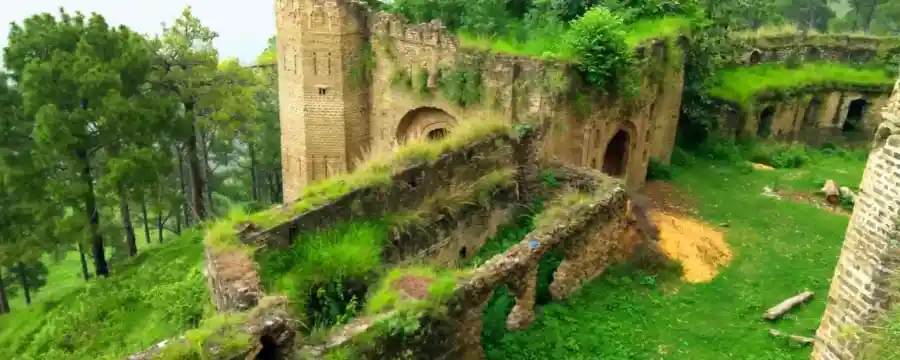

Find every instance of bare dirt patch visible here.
[640,181,698,216]
[639,181,731,283]
[651,211,732,283]
[391,275,432,300]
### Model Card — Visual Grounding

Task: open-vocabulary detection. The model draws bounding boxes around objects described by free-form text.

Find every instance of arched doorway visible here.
[749,50,762,65]
[803,96,823,128]
[757,106,775,138]
[603,130,629,177]
[805,47,821,62]
[843,98,867,133]
[395,107,456,143]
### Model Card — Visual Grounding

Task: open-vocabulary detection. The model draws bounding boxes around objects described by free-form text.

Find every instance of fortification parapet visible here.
[370,12,459,51]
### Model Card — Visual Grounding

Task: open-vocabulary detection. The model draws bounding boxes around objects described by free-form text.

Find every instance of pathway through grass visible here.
[482,156,862,360]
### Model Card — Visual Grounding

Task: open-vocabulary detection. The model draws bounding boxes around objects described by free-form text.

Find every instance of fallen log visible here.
[821,180,840,205]
[763,291,814,320]
[768,329,815,345]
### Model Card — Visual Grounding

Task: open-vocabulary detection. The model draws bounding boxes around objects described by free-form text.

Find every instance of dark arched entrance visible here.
[396,107,456,143]
[757,106,775,138]
[843,98,867,132]
[603,130,629,177]
[427,128,447,140]
[749,50,762,65]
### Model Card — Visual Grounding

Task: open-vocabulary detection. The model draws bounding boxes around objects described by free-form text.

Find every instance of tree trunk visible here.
[77,243,90,280]
[141,198,151,244]
[177,149,191,227]
[118,186,138,257]
[200,126,215,216]
[17,263,31,305]
[0,270,9,313]
[157,210,165,243]
[249,143,259,202]
[77,148,109,278]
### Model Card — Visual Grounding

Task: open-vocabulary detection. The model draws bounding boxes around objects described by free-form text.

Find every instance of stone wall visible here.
[276,1,687,194]
[714,85,892,145]
[309,165,640,359]
[728,34,900,66]
[811,74,900,359]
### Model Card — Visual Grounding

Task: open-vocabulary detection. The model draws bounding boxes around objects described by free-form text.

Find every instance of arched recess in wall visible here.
[843,98,868,132]
[803,95,823,128]
[757,106,776,138]
[749,50,762,65]
[805,47,821,62]
[602,129,631,177]
[395,107,457,144]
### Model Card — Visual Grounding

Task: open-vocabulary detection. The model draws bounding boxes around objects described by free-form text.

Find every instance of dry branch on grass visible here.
[763,291,814,320]
[767,329,815,345]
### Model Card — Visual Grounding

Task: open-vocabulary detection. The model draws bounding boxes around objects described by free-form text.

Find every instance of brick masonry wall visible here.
[275,0,687,196]
[811,73,900,360]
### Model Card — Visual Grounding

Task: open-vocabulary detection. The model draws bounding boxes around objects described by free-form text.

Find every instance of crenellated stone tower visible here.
[812,73,900,359]
[275,0,370,202]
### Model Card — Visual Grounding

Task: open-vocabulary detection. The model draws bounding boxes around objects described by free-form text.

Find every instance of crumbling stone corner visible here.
[204,246,262,313]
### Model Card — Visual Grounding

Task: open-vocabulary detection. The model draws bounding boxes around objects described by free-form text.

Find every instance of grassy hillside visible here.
[0,229,210,360]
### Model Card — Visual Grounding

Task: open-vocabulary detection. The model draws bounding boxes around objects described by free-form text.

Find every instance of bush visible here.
[646,157,675,181]
[563,6,634,93]
[749,143,811,169]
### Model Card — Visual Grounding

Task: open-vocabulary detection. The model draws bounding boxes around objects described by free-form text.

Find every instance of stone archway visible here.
[603,130,630,177]
[843,98,867,133]
[749,50,762,65]
[396,107,456,143]
[757,106,775,138]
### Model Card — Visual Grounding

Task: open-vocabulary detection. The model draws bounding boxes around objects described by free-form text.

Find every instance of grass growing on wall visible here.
[203,119,516,254]
[709,62,895,108]
[457,16,692,59]
[624,16,692,47]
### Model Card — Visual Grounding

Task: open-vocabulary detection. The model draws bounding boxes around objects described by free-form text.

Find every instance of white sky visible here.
[0,0,276,67]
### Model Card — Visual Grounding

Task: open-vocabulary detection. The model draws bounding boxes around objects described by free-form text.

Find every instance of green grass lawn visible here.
[481,152,865,359]
[0,228,209,360]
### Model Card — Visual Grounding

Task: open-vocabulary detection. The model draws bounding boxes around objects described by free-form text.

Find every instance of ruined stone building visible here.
[811,70,900,360]
[274,0,899,203]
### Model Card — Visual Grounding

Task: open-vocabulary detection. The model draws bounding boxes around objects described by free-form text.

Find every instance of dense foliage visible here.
[0,6,281,316]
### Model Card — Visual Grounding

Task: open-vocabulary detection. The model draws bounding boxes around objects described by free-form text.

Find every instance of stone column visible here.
[811,74,900,360]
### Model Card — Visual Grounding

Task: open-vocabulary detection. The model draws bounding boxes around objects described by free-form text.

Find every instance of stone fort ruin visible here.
[127,0,900,359]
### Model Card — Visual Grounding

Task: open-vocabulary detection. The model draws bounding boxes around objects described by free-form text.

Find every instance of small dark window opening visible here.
[427,128,447,140]
[843,99,867,133]
[459,246,468,259]
[318,88,327,95]
[255,334,282,360]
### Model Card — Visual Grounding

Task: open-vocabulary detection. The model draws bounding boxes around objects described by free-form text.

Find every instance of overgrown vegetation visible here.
[204,119,516,254]
[709,62,896,108]
[364,266,467,315]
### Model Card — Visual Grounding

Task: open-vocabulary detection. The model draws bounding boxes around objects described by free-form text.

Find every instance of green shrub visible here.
[563,6,634,94]
[646,157,675,181]
[749,143,811,169]
[695,138,743,162]
[670,147,693,166]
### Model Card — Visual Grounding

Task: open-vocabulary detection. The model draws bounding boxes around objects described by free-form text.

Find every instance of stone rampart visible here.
[728,33,900,66]
[308,165,644,359]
